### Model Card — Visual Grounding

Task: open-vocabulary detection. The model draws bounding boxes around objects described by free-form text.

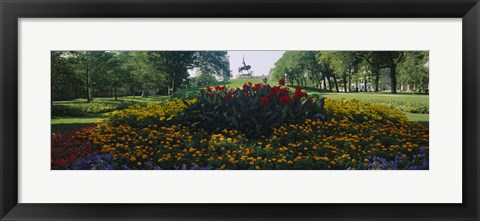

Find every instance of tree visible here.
[146,52,195,95]
[378,51,405,94]
[357,52,382,92]
[398,51,429,93]
[68,51,117,102]
[194,51,231,81]
[51,51,80,100]
[195,72,218,86]
[71,51,95,102]
[318,51,361,92]
[296,51,323,88]
[271,51,315,87]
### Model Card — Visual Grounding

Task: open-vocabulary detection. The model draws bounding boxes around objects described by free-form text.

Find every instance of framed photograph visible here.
[1,0,479,220]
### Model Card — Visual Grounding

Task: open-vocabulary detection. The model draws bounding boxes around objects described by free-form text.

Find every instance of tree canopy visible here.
[271,51,428,94]
[51,51,231,101]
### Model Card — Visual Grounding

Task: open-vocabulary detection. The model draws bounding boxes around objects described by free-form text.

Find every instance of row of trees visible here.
[270,51,429,94]
[52,51,230,101]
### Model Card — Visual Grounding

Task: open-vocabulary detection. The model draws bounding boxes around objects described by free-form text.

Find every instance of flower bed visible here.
[51,80,429,170]
[180,82,324,138]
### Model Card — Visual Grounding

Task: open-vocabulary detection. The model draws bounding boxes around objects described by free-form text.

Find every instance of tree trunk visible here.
[327,77,333,92]
[323,75,328,90]
[363,75,367,92]
[85,67,91,102]
[343,75,348,93]
[348,76,352,92]
[390,65,397,94]
[114,83,118,101]
[170,71,176,95]
[333,74,339,93]
[375,70,379,92]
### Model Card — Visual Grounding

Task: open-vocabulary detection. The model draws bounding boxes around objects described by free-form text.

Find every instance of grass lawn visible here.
[403,112,429,124]
[54,95,169,105]
[223,78,264,88]
[172,78,265,98]
[51,117,101,133]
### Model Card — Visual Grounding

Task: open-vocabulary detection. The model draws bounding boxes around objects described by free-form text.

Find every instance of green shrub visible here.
[179,80,325,138]
[51,102,132,117]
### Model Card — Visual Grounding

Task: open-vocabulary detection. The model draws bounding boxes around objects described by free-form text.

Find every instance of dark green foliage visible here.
[51,102,134,117]
[179,82,325,138]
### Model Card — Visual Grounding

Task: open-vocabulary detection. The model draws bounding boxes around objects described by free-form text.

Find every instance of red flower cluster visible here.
[199,81,307,107]
[215,85,225,91]
[253,83,266,92]
[267,86,290,102]
[260,96,270,106]
[293,86,308,100]
[279,95,292,105]
[226,91,233,100]
[269,86,280,97]
[200,85,234,99]
[51,126,99,169]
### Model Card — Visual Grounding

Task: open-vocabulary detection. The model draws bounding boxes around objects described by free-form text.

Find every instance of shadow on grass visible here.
[51,123,95,134]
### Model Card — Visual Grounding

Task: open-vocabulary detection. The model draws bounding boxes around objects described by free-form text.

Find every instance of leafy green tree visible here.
[146,52,194,95]
[195,72,218,86]
[68,51,117,101]
[51,51,80,100]
[398,51,429,93]
[194,51,231,81]
[318,51,361,92]
[272,51,309,86]
[296,51,323,88]
[377,51,405,94]
[356,52,381,92]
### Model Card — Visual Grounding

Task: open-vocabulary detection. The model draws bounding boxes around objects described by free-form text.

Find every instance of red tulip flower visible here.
[226,91,233,100]
[260,96,270,106]
[279,95,291,105]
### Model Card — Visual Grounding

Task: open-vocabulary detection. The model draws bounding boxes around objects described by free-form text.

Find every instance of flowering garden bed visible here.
[52,80,429,170]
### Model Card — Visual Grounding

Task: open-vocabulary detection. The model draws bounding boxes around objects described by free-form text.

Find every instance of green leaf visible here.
[256,124,262,133]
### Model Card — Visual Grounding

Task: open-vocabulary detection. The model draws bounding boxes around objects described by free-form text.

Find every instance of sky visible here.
[189,51,285,78]
[227,51,285,78]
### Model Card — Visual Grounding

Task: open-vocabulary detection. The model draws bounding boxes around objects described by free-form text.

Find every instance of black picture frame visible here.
[1,0,479,220]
